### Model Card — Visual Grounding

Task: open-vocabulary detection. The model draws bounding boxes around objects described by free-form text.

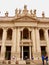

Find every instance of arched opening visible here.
[23,28,29,39]
[0,29,3,40]
[7,29,12,40]
[48,30,49,37]
[39,29,45,40]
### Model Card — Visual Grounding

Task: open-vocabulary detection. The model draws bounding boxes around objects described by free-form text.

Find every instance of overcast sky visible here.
[0,0,49,17]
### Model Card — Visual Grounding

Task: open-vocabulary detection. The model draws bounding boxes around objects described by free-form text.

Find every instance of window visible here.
[5,46,11,60]
[39,29,45,40]
[0,29,3,40]
[23,28,29,39]
[7,29,12,40]
[0,46,1,55]
[48,30,49,37]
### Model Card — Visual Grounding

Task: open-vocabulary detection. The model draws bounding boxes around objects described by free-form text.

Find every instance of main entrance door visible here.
[23,46,29,60]
[41,46,46,55]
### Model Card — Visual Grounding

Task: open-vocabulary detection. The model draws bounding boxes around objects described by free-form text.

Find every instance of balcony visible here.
[20,39,31,43]
[5,40,12,46]
[40,40,46,46]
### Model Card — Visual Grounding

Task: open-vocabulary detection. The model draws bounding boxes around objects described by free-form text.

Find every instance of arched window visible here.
[23,28,29,39]
[39,29,45,40]
[48,30,49,37]
[7,29,12,40]
[0,29,3,40]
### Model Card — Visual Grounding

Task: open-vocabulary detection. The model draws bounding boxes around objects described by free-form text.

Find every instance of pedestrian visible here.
[42,55,45,65]
[45,53,48,65]
[32,56,34,60]
[25,56,27,60]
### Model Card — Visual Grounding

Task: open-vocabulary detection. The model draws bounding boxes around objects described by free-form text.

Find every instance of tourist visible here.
[42,55,44,65]
[32,56,34,60]
[25,56,28,60]
[45,53,48,65]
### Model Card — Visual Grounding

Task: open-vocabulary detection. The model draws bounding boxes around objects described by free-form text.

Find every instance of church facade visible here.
[0,5,49,63]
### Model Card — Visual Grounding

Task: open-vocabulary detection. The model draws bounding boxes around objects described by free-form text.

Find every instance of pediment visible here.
[13,15,37,22]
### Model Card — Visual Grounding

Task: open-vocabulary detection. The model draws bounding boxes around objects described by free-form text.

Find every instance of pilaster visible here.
[11,27,17,60]
[1,28,7,60]
[22,46,23,60]
[31,28,36,58]
[35,28,41,58]
[16,27,20,60]
[29,46,31,60]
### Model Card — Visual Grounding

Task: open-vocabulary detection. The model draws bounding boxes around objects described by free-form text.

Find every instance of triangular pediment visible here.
[13,15,37,22]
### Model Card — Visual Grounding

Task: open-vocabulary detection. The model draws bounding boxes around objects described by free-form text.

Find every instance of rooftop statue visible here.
[30,10,33,14]
[22,5,28,15]
[5,11,8,17]
[33,9,36,17]
[19,9,21,14]
[42,11,45,18]
[15,8,18,15]
[24,5,27,10]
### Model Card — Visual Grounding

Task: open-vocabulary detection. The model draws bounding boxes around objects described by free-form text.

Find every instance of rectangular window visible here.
[0,46,1,55]
[5,46,11,60]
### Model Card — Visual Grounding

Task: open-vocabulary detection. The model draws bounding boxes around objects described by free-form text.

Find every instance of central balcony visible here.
[20,39,31,43]
[40,40,46,46]
[5,40,12,46]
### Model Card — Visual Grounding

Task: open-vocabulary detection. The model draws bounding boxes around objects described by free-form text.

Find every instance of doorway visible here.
[23,46,29,60]
[5,46,11,60]
[41,46,46,55]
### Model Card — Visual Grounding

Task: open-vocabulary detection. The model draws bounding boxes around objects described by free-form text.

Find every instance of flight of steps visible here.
[0,59,49,65]
[0,60,42,65]
[30,59,49,65]
[30,60,42,65]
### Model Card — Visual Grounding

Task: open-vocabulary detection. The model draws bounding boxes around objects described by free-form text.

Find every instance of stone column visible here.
[35,28,41,58]
[22,46,23,60]
[31,28,36,58]
[1,28,7,60]
[29,46,31,60]
[11,27,17,60]
[16,27,20,60]
[45,29,49,57]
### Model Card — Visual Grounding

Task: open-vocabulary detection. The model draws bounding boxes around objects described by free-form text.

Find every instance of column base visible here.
[11,52,16,60]
[16,52,20,60]
[11,52,17,64]
[1,52,5,60]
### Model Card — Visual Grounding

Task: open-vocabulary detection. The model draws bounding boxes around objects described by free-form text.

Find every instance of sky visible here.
[0,0,49,17]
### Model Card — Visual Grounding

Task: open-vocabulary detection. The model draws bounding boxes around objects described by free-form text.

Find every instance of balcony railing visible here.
[20,39,31,43]
[5,40,12,44]
[40,40,46,46]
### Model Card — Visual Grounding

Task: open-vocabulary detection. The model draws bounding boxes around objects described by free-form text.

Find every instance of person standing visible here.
[32,56,34,60]
[42,55,45,65]
[45,53,48,65]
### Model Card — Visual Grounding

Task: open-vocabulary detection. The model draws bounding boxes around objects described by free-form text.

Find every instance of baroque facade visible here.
[0,5,49,63]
